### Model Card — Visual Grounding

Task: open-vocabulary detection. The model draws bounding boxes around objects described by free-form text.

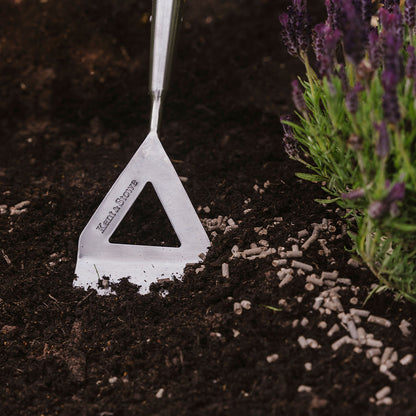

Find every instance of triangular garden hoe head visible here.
[74,0,210,295]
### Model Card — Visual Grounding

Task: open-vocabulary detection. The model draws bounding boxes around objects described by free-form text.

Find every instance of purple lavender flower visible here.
[382,70,401,124]
[338,64,349,92]
[385,182,406,204]
[280,115,300,159]
[369,181,406,219]
[280,0,311,58]
[339,0,368,65]
[383,31,404,82]
[325,0,345,31]
[341,188,365,200]
[374,121,390,159]
[368,29,382,71]
[291,80,307,112]
[383,0,401,13]
[345,83,364,114]
[379,6,404,45]
[406,45,416,78]
[312,23,342,77]
[360,0,374,25]
[405,0,416,28]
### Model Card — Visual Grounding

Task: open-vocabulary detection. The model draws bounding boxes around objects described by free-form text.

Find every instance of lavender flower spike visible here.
[340,1,367,65]
[280,115,300,159]
[291,80,307,113]
[374,121,390,159]
[406,46,416,79]
[346,83,364,114]
[382,70,401,124]
[369,181,405,219]
[405,0,416,29]
[280,0,311,58]
[368,30,382,71]
[383,0,401,13]
[341,188,365,200]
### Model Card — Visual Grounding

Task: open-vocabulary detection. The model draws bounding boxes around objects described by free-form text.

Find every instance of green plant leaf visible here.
[295,172,327,182]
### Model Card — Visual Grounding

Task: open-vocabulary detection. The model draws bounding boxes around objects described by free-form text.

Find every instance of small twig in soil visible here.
[77,290,94,306]
[1,249,11,265]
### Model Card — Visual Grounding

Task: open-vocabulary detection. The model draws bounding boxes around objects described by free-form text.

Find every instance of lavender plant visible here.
[280,0,416,301]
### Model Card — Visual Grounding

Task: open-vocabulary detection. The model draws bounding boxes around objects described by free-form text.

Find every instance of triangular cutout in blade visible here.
[109,182,181,247]
[74,132,210,294]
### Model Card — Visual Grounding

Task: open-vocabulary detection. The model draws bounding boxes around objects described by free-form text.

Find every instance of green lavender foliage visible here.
[281,2,416,301]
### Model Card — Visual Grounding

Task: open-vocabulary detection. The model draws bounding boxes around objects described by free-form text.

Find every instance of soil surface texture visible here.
[1,1,416,415]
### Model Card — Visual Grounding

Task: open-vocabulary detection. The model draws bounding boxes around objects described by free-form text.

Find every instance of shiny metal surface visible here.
[74,0,210,294]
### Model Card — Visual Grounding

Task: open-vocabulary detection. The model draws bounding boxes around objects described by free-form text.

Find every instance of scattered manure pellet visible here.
[349,297,359,305]
[305,282,315,291]
[301,225,320,250]
[327,323,340,337]
[318,321,327,329]
[399,319,411,337]
[241,300,251,310]
[279,274,294,288]
[376,397,393,406]
[347,258,360,268]
[321,270,339,280]
[243,247,263,257]
[297,385,312,393]
[307,338,321,349]
[381,347,394,365]
[313,297,324,310]
[368,315,392,328]
[350,308,370,318]
[318,239,331,256]
[297,335,309,349]
[331,335,351,351]
[272,259,287,267]
[400,354,413,365]
[300,317,309,327]
[221,263,229,278]
[195,265,205,274]
[233,329,240,338]
[292,319,299,328]
[337,278,352,286]
[347,320,358,339]
[233,302,243,315]
[155,388,165,399]
[291,260,313,272]
[304,362,312,371]
[357,327,367,344]
[266,354,279,363]
[307,274,324,287]
[297,229,309,238]
[13,200,30,210]
[284,250,303,258]
[366,338,383,348]
[375,386,391,401]
[372,356,381,366]
[296,268,305,276]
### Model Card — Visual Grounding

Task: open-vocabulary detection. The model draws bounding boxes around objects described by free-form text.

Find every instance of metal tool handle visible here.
[149,0,182,132]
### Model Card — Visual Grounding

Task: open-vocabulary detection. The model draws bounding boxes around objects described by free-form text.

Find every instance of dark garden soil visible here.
[2,0,416,415]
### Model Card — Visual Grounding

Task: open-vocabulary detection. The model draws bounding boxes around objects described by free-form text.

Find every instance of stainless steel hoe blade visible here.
[74,0,210,294]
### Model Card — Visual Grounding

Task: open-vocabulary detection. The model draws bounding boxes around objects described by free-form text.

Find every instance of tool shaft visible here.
[149,0,182,132]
